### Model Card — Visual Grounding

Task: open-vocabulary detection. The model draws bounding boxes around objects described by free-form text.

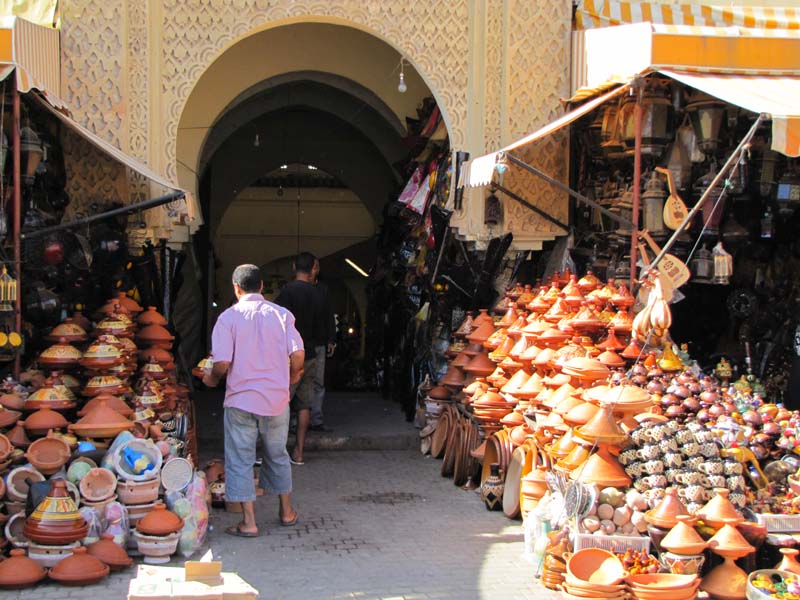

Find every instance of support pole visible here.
[643,115,763,277]
[630,90,643,287]
[12,78,20,379]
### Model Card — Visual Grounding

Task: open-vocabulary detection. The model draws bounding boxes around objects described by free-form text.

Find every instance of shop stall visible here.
[419,17,800,600]
[0,18,210,589]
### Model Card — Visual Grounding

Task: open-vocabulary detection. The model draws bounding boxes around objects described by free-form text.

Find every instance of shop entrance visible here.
[175,21,449,403]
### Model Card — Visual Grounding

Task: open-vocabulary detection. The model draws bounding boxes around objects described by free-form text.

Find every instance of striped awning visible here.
[575,1,800,30]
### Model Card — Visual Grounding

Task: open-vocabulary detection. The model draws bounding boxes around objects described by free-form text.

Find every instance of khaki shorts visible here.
[290,357,316,411]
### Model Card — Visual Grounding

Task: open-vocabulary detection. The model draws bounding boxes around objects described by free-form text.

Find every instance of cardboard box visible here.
[127,562,258,600]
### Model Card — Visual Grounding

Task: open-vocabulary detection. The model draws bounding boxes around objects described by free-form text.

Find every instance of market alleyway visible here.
[12,392,557,600]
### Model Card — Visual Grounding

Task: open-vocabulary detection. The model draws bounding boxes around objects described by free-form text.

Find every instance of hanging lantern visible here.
[484,192,503,227]
[758,147,779,198]
[776,162,800,216]
[689,245,714,283]
[0,265,17,310]
[712,242,733,285]
[619,78,674,156]
[642,171,666,238]
[600,103,626,161]
[19,125,43,184]
[692,165,725,237]
[587,110,604,160]
[684,92,726,156]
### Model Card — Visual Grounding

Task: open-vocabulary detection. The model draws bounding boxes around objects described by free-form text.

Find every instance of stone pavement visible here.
[12,448,561,600]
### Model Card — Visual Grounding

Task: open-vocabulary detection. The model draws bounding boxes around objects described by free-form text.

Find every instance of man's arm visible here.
[202,360,230,388]
[289,350,305,384]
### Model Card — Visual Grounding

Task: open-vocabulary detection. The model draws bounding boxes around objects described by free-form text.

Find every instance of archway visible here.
[174,21,450,396]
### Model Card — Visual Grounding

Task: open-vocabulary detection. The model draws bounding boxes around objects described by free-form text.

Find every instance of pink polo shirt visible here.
[210,293,304,416]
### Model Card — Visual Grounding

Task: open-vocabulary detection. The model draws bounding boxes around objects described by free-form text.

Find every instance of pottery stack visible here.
[0,296,197,589]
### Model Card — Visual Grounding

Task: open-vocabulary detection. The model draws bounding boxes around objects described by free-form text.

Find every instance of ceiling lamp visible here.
[398,59,407,94]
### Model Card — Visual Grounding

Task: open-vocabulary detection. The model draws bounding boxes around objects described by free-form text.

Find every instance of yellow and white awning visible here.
[0,16,63,106]
[575,1,800,30]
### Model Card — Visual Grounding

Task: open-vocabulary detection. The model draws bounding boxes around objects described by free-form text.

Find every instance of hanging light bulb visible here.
[253,133,260,148]
[397,59,407,93]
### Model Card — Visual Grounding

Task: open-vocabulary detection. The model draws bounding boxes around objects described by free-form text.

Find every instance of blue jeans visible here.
[224,406,292,502]
[311,345,326,426]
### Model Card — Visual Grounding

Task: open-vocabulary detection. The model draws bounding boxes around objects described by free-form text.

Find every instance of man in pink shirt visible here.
[204,264,305,537]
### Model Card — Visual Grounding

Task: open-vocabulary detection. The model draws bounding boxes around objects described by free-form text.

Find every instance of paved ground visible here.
[11,393,559,600]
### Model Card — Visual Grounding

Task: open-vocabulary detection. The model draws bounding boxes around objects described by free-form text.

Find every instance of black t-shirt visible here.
[275,280,331,349]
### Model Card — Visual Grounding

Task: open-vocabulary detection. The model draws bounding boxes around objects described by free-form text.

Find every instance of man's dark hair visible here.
[294,252,317,274]
[232,264,262,293]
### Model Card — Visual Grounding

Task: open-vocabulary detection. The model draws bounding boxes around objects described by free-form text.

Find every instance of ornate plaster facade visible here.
[58,0,572,249]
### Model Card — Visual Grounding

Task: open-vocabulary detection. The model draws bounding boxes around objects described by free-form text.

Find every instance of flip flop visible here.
[290,457,305,466]
[280,512,299,527]
[225,524,260,538]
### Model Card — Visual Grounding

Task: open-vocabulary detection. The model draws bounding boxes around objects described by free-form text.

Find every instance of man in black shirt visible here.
[275,251,323,465]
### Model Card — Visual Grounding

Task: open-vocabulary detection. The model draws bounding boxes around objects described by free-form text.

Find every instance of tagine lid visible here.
[0,404,22,428]
[46,320,88,343]
[69,399,133,430]
[697,488,744,527]
[601,385,651,406]
[135,502,184,535]
[113,291,143,314]
[570,445,631,487]
[25,405,68,431]
[26,377,74,407]
[49,546,110,583]
[707,518,755,555]
[95,316,133,335]
[0,549,47,588]
[83,337,123,359]
[575,405,627,445]
[39,338,83,362]
[24,479,89,544]
[87,532,133,567]
[644,487,689,529]
[660,515,708,554]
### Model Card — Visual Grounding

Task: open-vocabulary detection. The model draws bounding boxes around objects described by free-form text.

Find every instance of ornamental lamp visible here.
[642,171,666,238]
[684,92,726,157]
[619,78,674,156]
[19,125,43,185]
[712,241,733,285]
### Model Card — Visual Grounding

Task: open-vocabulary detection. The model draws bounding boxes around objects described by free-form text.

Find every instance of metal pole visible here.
[630,91,643,287]
[644,115,763,277]
[12,77,20,379]
[21,191,184,239]
[493,183,570,232]
[503,153,634,228]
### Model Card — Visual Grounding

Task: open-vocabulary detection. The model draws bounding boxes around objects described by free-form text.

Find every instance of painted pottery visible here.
[480,463,504,510]
[38,338,82,368]
[81,373,126,397]
[0,549,48,589]
[23,480,89,544]
[48,546,110,586]
[80,337,124,369]
[45,319,88,343]
[658,552,705,575]
[87,532,133,570]
[24,377,76,411]
[135,502,184,536]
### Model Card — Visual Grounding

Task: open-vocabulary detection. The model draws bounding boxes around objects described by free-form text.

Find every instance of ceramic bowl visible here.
[79,468,118,501]
[626,573,698,590]
[565,549,626,586]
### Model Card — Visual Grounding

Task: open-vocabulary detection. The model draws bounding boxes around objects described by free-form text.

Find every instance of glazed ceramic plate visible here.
[502,446,524,518]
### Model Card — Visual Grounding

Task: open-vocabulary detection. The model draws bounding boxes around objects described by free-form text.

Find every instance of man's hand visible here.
[326,342,336,358]
[202,372,220,388]
[290,367,304,385]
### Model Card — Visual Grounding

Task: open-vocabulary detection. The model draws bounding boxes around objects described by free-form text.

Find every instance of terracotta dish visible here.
[566,548,626,585]
[135,502,184,536]
[25,435,71,475]
[24,406,68,436]
[79,467,118,501]
[0,549,48,589]
[68,399,134,438]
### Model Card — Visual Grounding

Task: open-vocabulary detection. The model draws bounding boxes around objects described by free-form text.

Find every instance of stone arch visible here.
[165,6,469,186]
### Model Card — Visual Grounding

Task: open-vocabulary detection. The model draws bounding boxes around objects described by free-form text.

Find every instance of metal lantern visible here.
[619,79,674,156]
[692,165,725,237]
[642,171,667,237]
[712,241,733,285]
[685,93,726,156]
[19,125,43,184]
[600,103,626,161]
[0,264,17,311]
[690,245,714,283]
[758,148,779,198]
[484,192,503,227]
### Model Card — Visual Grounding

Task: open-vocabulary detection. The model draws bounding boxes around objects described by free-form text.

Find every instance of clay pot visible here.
[137,306,167,327]
[0,405,22,428]
[23,479,88,544]
[697,488,743,529]
[569,445,630,488]
[0,549,48,589]
[24,377,75,411]
[87,533,133,571]
[45,319,89,343]
[565,548,625,585]
[80,337,124,369]
[5,420,29,448]
[116,477,160,505]
[25,435,71,475]
[79,467,118,501]
[25,406,68,436]
[68,399,134,439]
[113,292,143,315]
[0,391,26,411]
[94,316,135,339]
[776,548,800,574]
[38,338,82,368]
[660,515,707,555]
[644,488,689,529]
[79,393,133,418]
[6,465,45,502]
[81,373,127,397]
[136,324,174,348]
[707,518,754,558]
[49,546,109,586]
[134,530,181,564]
[135,502,184,536]
[440,365,466,388]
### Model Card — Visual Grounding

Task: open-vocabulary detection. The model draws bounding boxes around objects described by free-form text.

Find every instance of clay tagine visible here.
[79,393,134,418]
[0,404,22,428]
[136,324,175,348]
[660,515,708,555]
[645,488,689,529]
[135,502,184,536]
[137,306,167,327]
[5,420,30,448]
[87,532,133,571]
[69,399,134,439]
[25,434,71,475]
[0,549,48,589]
[49,546,110,586]
[38,338,82,368]
[24,406,68,436]
[23,479,89,544]
[45,319,89,343]
[80,336,124,369]
[24,377,76,411]
[697,488,743,529]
